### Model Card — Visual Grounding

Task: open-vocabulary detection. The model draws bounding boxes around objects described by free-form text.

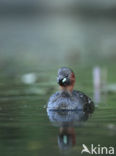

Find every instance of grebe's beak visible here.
[57,77,70,87]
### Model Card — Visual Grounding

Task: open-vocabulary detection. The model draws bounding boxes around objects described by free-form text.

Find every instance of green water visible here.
[0,66,116,156]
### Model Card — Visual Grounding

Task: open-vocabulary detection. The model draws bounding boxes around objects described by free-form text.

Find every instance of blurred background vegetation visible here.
[0,0,116,75]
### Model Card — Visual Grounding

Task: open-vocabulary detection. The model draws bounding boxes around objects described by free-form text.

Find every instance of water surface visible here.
[0,67,116,156]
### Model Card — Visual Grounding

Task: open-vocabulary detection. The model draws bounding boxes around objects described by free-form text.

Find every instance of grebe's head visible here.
[57,67,75,91]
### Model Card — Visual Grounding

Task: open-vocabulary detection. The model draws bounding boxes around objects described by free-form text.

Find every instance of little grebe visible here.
[47,67,94,113]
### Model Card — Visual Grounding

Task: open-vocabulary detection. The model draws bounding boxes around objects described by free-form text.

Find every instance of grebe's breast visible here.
[47,90,94,112]
[47,110,89,127]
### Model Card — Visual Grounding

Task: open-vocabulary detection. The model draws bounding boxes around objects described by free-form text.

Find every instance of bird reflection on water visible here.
[47,108,93,153]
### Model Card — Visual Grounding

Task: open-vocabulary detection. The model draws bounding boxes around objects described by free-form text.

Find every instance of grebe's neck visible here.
[60,85,74,93]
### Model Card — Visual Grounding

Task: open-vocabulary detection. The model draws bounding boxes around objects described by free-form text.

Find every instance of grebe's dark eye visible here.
[65,75,68,77]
